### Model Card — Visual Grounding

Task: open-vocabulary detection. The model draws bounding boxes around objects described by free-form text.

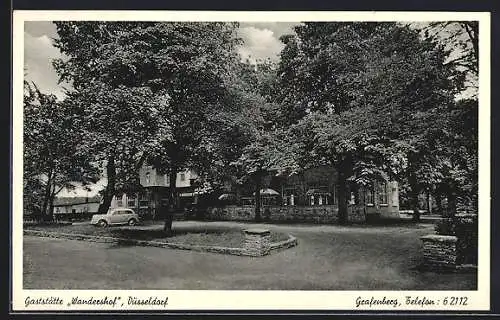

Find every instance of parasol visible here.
[218,193,237,200]
[253,188,280,196]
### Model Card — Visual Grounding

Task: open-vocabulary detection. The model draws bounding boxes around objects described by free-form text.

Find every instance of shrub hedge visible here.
[435,214,478,265]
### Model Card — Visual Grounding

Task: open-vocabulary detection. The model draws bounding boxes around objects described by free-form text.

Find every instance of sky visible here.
[24,21,299,100]
[24,21,476,100]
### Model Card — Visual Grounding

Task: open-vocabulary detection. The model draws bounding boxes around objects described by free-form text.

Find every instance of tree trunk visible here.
[98,153,116,214]
[254,172,262,222]
[337,159,350,225]
[408,173,420,222]
[436,192,443,215]
[406,152,421,222]
[447,190,457,218]
[41,168,54,219]
[427,190,432,215]
[164,165,177,234]
[47,184,58,221]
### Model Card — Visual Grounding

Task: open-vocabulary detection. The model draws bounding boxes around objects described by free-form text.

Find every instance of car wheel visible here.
[98,220,108,227]
[128,218,137,226]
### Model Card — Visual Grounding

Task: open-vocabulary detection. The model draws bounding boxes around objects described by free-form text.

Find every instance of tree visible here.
[23,80,99,219]
[419,21,478,94]
[431,98,478,216]
[54,22,242,234]
[53,22,168,216]
[276,22,462,223]
[225,58,299,221]
[409,22,479,216]
[232,126,299,221]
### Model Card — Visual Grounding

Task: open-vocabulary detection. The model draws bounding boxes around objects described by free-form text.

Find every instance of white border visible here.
[12,10,491,312]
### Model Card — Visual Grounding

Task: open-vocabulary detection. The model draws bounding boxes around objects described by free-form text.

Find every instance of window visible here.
[350,192,356,205]
[306,186,331,206]
[391,184,398,207]
[365,185,375,205]
[164,174,169,186]
[180,173,186,182]
[145,172,151,184]
[241,197,253,206]
[283,188,296,206]
[116,197,123,207]
[378,182,388,204]
[113,210,129,215]
[127,196,136,208]
[139,194,149,208]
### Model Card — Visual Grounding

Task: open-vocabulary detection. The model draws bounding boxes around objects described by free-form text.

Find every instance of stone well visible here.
[243,228,271,257]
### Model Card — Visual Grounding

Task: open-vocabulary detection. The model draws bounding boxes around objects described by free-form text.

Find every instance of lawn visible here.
[23,220,477,290]
[25,222,289,247]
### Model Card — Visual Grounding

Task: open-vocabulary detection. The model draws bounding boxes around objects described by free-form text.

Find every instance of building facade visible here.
[52,196,101,220]
[110,166,200,219]
[209,165,400,223]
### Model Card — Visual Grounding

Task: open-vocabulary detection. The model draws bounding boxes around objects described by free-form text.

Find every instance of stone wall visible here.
[207,205,367,224]
[379,208,401,219]
[207,205,255,221]
[267,205,339,223]
[243,229,272,256]
[348,206,367,223]
[420,235,458,268]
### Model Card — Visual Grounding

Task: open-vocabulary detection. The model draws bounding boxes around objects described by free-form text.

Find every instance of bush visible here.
[435,214,478,265]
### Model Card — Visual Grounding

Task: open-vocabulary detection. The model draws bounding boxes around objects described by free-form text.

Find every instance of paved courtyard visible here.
[23,221,477,290]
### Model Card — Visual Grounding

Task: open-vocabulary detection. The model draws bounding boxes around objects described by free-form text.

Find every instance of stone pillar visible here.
[420,235,458,268]
[243,229,271,256]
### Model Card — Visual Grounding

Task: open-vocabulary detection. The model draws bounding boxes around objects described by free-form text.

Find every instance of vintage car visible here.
[90,208,140,227]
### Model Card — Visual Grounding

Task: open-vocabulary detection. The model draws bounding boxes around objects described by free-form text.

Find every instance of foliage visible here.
[53,22,242,228]
[275,22,463,223]
[226,59,300,221]
[418,21,478,94]
[48,21,478,226]
[23,80,99,218]
[435,215,478,264]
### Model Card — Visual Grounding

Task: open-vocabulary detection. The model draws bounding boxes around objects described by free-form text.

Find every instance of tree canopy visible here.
[23,80,99,218]
[274,22,470,222]
[34,20,479,226]
[53,21,243,231]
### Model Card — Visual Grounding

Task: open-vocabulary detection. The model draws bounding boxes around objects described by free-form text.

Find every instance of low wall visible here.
[207,205,367,224]
[379,207,401,219]
[23,221,73,227]
[24,229,298,257]
[207,205,255,221]
[348,206,367,223]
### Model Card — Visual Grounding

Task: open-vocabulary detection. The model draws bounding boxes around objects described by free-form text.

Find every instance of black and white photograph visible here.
[12,10,490,312]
